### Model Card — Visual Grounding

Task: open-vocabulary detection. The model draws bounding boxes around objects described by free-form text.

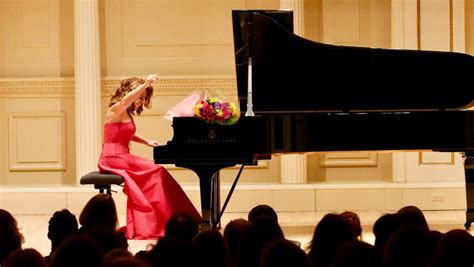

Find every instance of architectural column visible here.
[392,0,465,52]
[391,0,418,49]
[74,0,102,182]
[280,0,305,36]
[392,152,407,183]
[280,154,308,183]
[279,0,306,183]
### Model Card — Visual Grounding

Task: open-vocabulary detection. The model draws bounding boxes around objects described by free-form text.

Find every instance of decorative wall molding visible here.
[320,152,378,167]
[418,151,455,165]
[0,79,75,97]
[0,77,237,97]
[102,77,237,96]
[8,111,67,171]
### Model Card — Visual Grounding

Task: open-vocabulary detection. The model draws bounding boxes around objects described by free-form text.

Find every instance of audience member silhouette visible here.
[49,234,104,267]
[260,239,311,267]
[0,209,24,264]
[383,225,432,267]
[333,239,384,267]
[248,204,303,247]
[223,218,252,267]
[2,248,46,267]
[79,194,119,233]
[427,230,444,261]
[45,209,78,262]
[103,248,134,263]
[430,229,474,267]
[396,205,430,232]
[101,256,152,267]
[372,213,403,252]
[86,226,129,255]
[8,198,474,267]
[148,236,194,267]
[193,229,229,267]
[248,204,278,224]
[340,211,362,240]
[307,213,355,267]
[101,248,151,267]
[78,194,128,256]
[164,211,199,240]
[239,212,285,267]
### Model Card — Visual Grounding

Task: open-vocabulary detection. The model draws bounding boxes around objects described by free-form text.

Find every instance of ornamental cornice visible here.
[102,78,237,96]
[0,79,75,97]
[0,77,237,97]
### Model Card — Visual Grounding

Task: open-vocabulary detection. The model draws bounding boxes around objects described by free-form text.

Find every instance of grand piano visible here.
[154,10,474,230]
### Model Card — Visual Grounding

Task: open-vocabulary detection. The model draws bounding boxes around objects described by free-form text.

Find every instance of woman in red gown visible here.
[98,74,201,240]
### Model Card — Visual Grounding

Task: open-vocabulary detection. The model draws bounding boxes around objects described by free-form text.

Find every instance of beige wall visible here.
[0,0,470,191]
[0,79,76,185]
[0,0,74,77]
[99,0,279,77]
[467,0,474,55]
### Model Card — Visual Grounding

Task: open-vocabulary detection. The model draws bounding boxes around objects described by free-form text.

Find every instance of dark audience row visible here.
[0,193,473,267]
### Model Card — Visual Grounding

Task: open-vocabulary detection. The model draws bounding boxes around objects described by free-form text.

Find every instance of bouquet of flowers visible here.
[194,96,240,125]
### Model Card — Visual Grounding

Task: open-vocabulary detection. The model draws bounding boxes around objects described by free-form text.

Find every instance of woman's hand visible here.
[146,140,160,147]
[145,74,159,87]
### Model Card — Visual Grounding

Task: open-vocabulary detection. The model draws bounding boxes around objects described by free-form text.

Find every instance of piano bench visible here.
[80,171,124,195]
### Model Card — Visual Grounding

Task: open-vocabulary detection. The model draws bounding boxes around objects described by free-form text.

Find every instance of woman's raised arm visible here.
[107,74,158,121]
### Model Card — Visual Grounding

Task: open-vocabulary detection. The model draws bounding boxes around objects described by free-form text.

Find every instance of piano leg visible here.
[198,172,215,231]
[464,152,474,229]
[211,171,221,229]
[177,163,234,231]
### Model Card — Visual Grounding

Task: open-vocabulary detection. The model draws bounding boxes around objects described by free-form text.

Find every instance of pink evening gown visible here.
[98,121,201,240]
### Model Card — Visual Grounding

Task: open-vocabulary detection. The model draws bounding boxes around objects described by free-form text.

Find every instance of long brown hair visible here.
[79,194,118,231]
[109,77,154,115]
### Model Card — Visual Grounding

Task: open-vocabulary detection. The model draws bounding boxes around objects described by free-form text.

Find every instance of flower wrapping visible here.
[163,92,203,121]
[194,96,240,125]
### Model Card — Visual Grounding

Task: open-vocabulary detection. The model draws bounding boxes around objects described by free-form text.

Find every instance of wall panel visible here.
[8,112,66,171]
[0,0,74,77]
[0,79,76,185]
[102,0,238,76]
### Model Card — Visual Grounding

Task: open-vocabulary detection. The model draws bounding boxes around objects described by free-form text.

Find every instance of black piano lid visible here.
[232,10,474,113]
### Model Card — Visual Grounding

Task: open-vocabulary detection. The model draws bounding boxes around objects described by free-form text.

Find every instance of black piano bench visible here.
[80,171,124,195]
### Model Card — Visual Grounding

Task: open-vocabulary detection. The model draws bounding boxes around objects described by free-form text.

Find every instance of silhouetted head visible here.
[333,240,384,267]
[307,213,355,267]
[396,205,429,232]
[49,235,103,267]
[373,213,403,252]
[79,194,119,232]
[193,230,228,267]
[248,204,278,224]
[164,212,199,240]
[430,229,474,267]
[223,218,251,256]
[383,225,432,267]
[260,239,311,267]
[148,236,194,267]
[2,248,46,267]
[0,209,24,264]
[48,209,79,250]
[340,211,362,239]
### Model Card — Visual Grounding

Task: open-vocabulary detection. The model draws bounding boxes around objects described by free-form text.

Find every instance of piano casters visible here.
[464,152,474,229]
